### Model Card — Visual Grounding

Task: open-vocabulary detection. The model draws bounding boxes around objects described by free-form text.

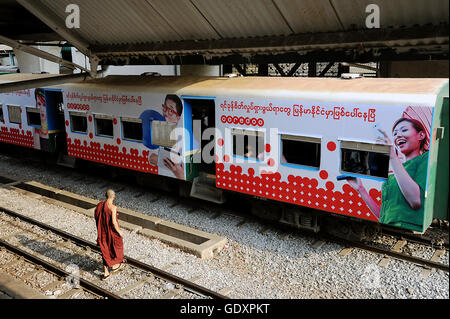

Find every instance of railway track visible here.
[323,233,448,273]
[0,239,118,299]
[0,207,228,299]
[0,150,448,291]
[188,199,449,273]
[1,164,448,277]
[1,148,448,249]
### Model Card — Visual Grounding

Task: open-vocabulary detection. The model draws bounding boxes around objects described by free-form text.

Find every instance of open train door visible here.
[40,89,65,151]
[183,96,225,203]
[41,88,75,167]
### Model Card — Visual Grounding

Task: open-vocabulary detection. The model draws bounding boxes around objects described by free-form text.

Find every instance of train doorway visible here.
[184,97,224,203]
[184,97,216,175]
[41,89,65,153]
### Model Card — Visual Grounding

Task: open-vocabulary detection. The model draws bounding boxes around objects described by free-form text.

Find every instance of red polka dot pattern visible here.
[327,141,336,151]
[220,115,264,127]
[319,170,328,179]
[0,126,34,148]
[216,163,380,221]
[67,138,158,174]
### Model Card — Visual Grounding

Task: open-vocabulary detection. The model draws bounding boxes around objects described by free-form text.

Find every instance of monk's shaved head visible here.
[106,189,115,199]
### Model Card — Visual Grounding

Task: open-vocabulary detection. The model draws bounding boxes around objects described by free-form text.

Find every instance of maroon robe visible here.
[94,201,124,267]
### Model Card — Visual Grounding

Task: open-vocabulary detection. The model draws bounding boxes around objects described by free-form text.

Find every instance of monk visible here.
[94,189,124,280]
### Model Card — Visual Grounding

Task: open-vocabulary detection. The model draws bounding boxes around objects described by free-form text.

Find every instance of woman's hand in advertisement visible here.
[163,157,184,179]
[346,177,363,193]
[375,128,392,146]
[346,176,381,219]
[376,128,397,159]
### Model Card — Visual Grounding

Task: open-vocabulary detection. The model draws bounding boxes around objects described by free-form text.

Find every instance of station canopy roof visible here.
[1,0,449,64]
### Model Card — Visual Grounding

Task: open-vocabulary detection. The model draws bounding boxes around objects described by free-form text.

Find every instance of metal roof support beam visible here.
[0,73,91,94]
[319,62,335,77]
[257,64,268,76]
[15,0,100,75]
[0,34,90,73]
[273,64,286,77]
[92,24,448,61]
[286,63,302,77]
[274,63,304,77]
[98,49,449,66]
[308,62,317,77]
[233,64,246,76]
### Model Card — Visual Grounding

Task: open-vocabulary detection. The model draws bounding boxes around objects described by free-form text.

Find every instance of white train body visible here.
[1,74,448,232]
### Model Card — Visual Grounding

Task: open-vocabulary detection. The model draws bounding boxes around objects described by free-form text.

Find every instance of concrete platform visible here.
[3,178,227,259]
[0,272,47,299]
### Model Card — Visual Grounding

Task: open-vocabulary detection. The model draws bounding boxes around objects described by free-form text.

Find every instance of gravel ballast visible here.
[0,154,448,299]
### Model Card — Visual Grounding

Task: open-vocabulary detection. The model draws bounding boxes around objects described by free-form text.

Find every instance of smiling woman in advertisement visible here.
[347,117,430,231]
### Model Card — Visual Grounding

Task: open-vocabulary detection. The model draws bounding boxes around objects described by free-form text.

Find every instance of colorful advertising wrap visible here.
[63,89,186,180]
[0,88,41,149]
[215,96,433,232]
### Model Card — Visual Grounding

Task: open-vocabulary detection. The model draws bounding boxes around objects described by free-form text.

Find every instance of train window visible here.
[122,117,143,142]
[151,120,176,147]
[70,112,87,133]
[281,134,321,168]
[0,105,3,122]
[94,114,113,137]
[7,105,21,124]
[26,107,41,127]
[340,141,390,178]
[232,128,264,160]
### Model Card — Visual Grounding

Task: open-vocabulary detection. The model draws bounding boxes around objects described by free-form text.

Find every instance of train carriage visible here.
[0,74,448,235]
[0,74,65,153]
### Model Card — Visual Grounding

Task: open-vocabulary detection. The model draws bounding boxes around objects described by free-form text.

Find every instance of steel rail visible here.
[321,233,449,273]
[380,227,449,249]
[1,160,448,250]
[0,205,229,299]
[1,167,447,276]
[0,238,121,299]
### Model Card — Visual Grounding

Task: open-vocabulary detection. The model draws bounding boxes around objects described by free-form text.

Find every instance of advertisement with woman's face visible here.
[146,94,185,179]
[35,88,49,138]
[346,106,432,232]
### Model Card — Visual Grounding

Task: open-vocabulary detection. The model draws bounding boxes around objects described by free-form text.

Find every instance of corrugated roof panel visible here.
[13,0,448,59]
[147,0,221,40]
[332,0,449,30]
[191,0,292,38]
[39,0,184,44]
[274,0,344,33]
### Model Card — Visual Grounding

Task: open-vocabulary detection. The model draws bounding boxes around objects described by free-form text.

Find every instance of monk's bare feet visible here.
[111,263,124,272]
